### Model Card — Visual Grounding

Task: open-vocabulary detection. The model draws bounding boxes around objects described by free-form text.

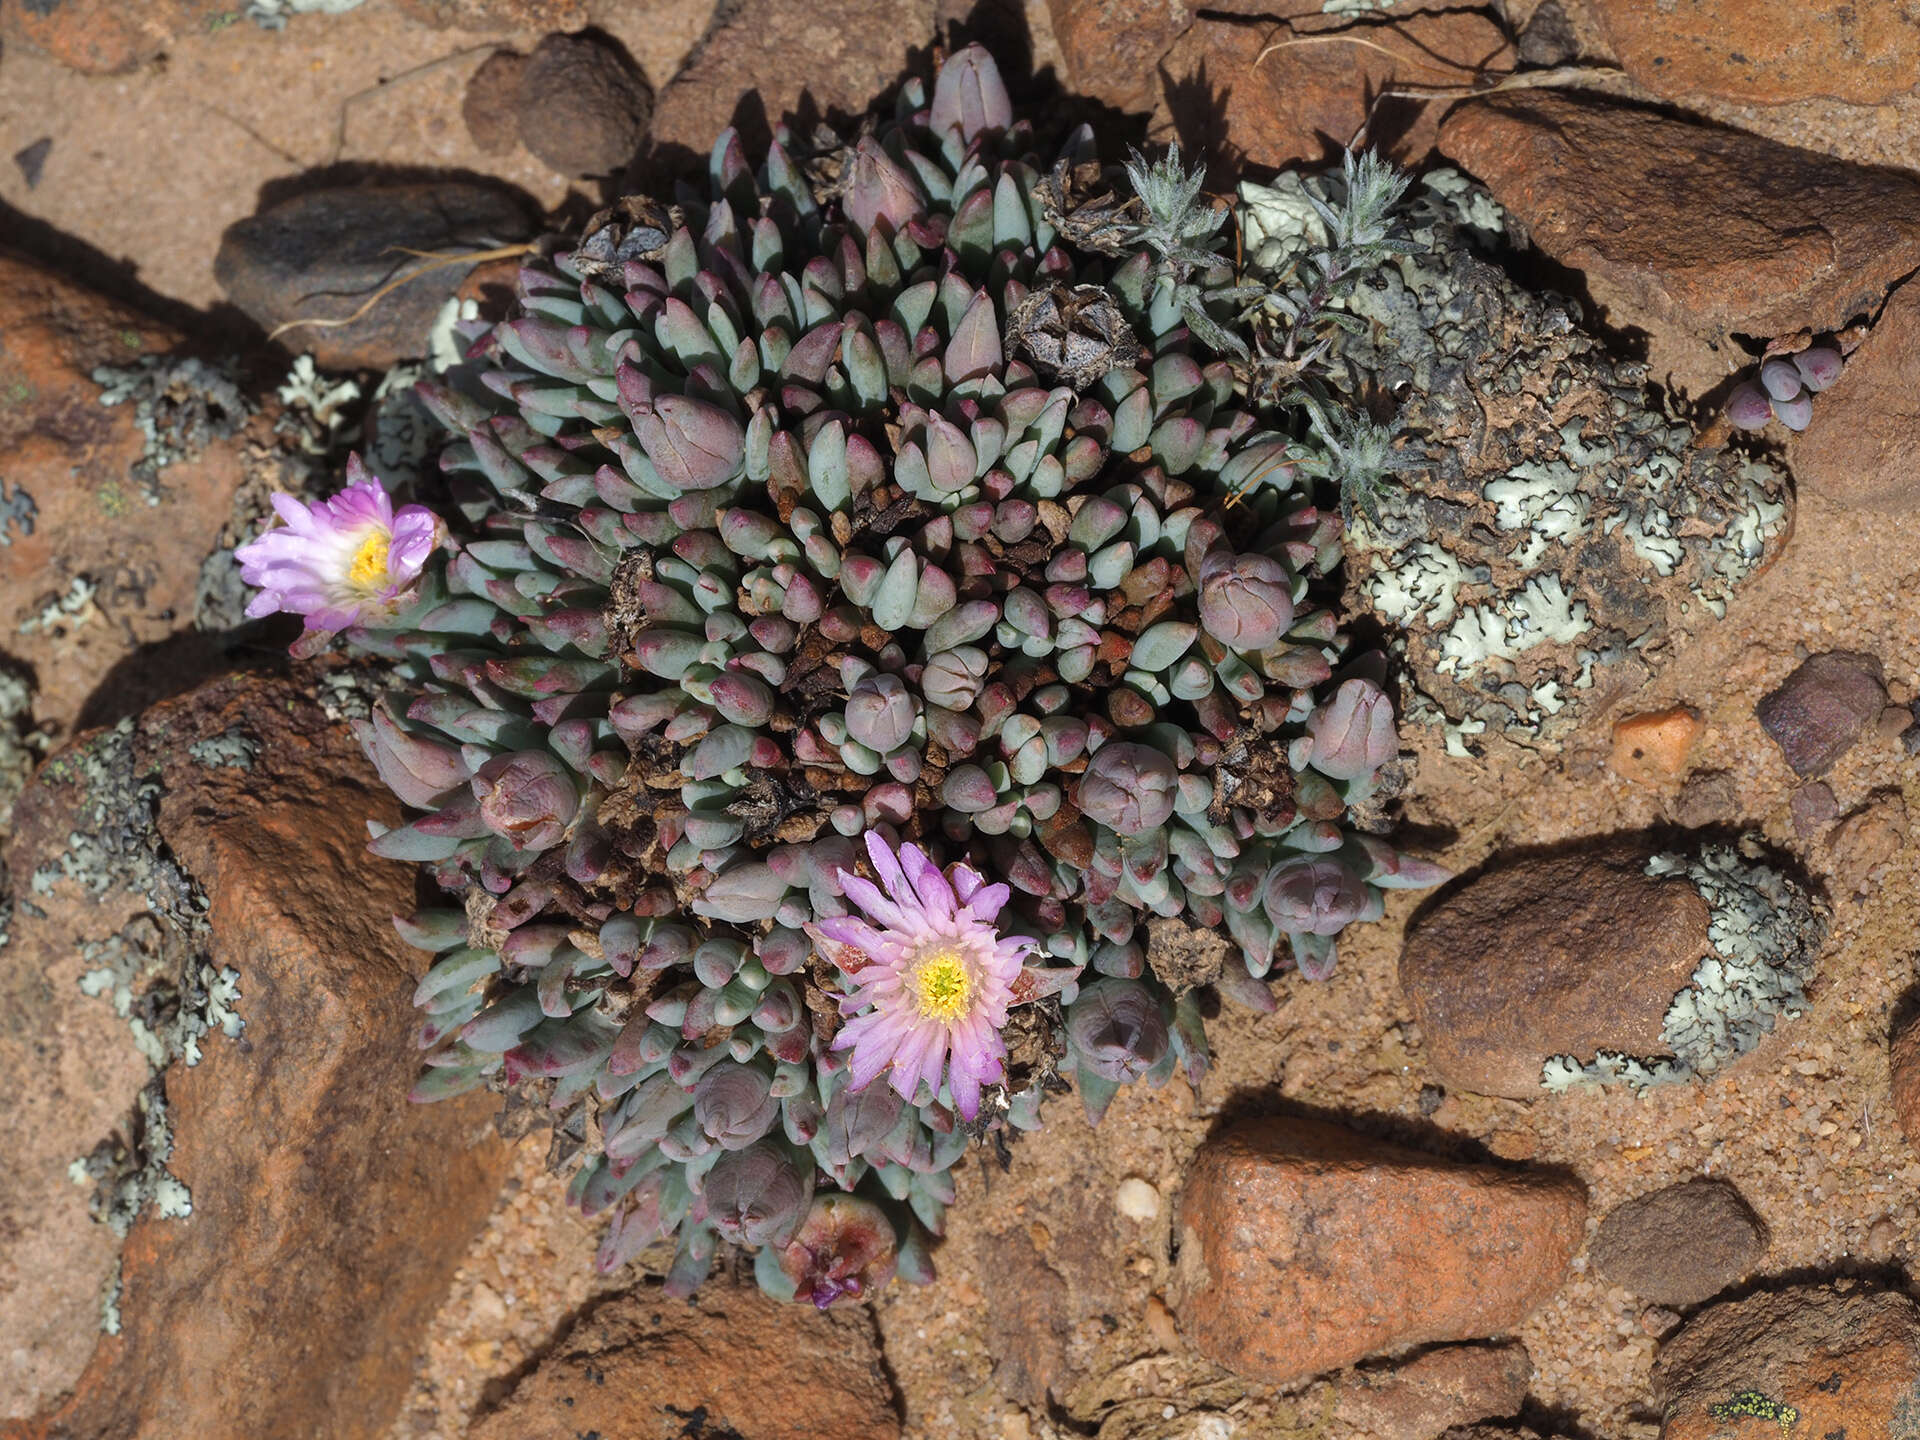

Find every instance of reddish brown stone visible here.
[0,252,250,739]
[1045,0,1192,113]
[0,0,231,75]
[1591,0,1920,108]
[468,1282,900,1440]
[648,0,935,163]
[1334,1342,1533,1440]
[1609,706,1702,785]
[1654,1284,1920,1440]
[1400,843,1713,1100]
[1171,1116,1585,1385]
[0,743,158,1417]
[13,673,509,1440]
[1791,278,1920,509]
[1439,94,1920,395]
[1157,10,1513,177]
[1890,1012,1920,1154]
[516,31,653,178]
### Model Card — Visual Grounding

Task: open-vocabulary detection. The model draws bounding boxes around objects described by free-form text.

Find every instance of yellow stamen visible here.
[348,530,391,591]
[912,950,972,1022]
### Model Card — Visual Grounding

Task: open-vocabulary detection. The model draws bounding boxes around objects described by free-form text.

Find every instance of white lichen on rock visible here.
[1542,841,1826,1093]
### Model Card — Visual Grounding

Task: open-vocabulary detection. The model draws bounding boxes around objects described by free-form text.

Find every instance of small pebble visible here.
[1116,1177,1161,1223]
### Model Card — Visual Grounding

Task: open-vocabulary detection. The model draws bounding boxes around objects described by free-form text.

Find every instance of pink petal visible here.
[864,829,912,906]
[963,881,1012,925]
[838,872,907,931]
[898,842,956,921]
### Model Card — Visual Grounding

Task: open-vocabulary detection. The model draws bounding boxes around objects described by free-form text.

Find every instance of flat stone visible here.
[1171,1115,1584,1385]
[1590,0,1920,107]
[1439,94,1920,395]
[1400,843,1712,1099]
[1791,278,1920,509]
[214,183,535,371]
[16,673,509,1440]
[469,1281,900,1440]
[1590,1179,1768,1307]
[1755,651,1886,777]
[1654,1284,1920,1440]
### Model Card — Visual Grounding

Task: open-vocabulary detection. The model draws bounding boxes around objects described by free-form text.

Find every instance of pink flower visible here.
[235,455,442,637]
[805,832,1038,1121]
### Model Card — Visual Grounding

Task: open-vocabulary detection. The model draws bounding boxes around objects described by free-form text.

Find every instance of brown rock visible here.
[1400,843,1713,1099]
[0,0,230,75]
[1609,706,1702,785]
[1171,1116,1585,1385]
[1439,95,1920,395]
[1654,1284,1920,1440]
[463,49,528,155]
[516,31,653,177]
[1335,1342,1533,1440]
[1157,10,1513,176]
[213,182,536,371]
[1791,277,1920,509]
[469,1282,900,1440]
[0,735,159,1417]
[1789,780,1841,837]
[1755,651,1887,777]
[0,252,251,737]
[1045,0,1192,113]
[1589,1179,1768,1307]
[17,673,509,1439]
[649,0,936,162]
[1890,1012,1920,1153]
[1591,0,1920,108]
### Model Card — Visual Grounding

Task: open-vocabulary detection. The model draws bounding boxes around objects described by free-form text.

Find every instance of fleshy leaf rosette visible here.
[255,44,1444,1302]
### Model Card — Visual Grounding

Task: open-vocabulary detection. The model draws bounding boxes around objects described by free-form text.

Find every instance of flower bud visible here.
[844,137,928,235]
[922,646,988,711]
[1306,678,1396,781]
[1262,855,1373,935]
[1197,550,1295,651]
[777,1194,899,1308]
[693,1061,781,1150]
[929,42,1013,146]
[1066,978,1169,1082]
[701,1139,814,1249]
[471,751,580,851]
[844,672,917,754]
[637,393,747,492]
[1077,742,1178,836]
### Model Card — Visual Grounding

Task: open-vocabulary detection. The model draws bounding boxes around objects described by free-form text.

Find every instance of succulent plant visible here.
[243,45,1439,1301]
[1725,342,1844,433]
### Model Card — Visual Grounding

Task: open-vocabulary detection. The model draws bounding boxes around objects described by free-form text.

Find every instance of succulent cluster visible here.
[1725,343,1844,433]
[244,46,1439,1301]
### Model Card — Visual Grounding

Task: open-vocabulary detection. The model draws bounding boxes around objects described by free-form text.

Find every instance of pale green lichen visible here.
[93,356,249,507]
[1542,842,1826,1093]
[188,728,259,770]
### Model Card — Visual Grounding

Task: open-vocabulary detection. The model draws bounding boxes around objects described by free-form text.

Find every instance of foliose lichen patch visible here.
[1542,841,1826,1093]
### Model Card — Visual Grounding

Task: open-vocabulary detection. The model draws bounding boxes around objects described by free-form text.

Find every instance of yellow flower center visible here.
[912,950,972,1022]
[347,530,391,591]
